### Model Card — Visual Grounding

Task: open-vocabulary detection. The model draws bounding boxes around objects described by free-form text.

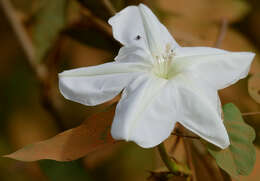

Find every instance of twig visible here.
[0,0,64,130]
[242,112,260,116]
[214,19,228,48]
[101,0,116,16]
[41,37,66,131]
[80,8,112,37]
[0,0,46,81]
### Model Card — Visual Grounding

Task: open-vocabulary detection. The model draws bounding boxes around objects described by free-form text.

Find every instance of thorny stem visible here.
[157,143,191,175]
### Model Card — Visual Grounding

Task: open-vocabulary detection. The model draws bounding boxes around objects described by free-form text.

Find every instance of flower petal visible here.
[111,74,177,148]
[171,74,230,149]
[108,4,179,55]
[115,45,153,65]
[59,62,148,106]
[175,46,227,57]
[180,72,222,117]
[174,47,255,89]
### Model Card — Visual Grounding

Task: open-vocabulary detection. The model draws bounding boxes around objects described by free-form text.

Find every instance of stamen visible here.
[152,43,175,79]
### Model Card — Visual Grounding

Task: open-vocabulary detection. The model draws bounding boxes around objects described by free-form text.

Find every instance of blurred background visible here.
[0,0,260,181]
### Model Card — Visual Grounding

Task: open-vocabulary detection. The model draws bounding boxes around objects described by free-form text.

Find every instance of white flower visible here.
[59,4,255,149]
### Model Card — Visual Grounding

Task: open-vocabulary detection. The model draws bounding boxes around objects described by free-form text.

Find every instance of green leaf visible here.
[32,0,68,62]
[208,103,256,177]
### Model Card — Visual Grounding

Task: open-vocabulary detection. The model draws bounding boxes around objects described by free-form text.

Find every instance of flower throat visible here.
[152,44,175,79]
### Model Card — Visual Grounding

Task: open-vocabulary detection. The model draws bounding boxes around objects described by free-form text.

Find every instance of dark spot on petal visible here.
[258,90,260,95]
[135,35,141,40]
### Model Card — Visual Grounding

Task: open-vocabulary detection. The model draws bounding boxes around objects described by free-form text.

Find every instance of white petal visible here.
[115,45,153,65]
[171,75,230,149]
[174,47,255,90]
[108,4,179,54]
[59,62,148,106]
[111,74,177,148]
[175,46,227,57]
[181,72,222,117]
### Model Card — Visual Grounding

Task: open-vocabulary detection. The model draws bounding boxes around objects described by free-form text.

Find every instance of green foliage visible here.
[208,103,256,177]
[39,160,92,181]
[32,0,68,62]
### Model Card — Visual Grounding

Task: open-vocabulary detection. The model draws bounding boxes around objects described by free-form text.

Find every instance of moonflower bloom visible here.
[59,4,255,149]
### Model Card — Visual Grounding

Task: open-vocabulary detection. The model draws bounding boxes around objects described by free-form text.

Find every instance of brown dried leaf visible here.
[184,139,227,181]
[5,105,116,162]
[159,0,250,23]
[248,73,260,104]
[83,137,121,169]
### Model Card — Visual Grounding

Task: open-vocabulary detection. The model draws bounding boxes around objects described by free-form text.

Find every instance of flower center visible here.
[152,44,175,79]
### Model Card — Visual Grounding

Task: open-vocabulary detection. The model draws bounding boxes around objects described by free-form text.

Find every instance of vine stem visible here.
[157,143,191,175]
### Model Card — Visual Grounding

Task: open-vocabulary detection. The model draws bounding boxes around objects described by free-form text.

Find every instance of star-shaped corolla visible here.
[59,4,255,149]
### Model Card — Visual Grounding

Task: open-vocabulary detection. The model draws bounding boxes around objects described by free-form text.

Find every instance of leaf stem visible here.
[157,143,191,175]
